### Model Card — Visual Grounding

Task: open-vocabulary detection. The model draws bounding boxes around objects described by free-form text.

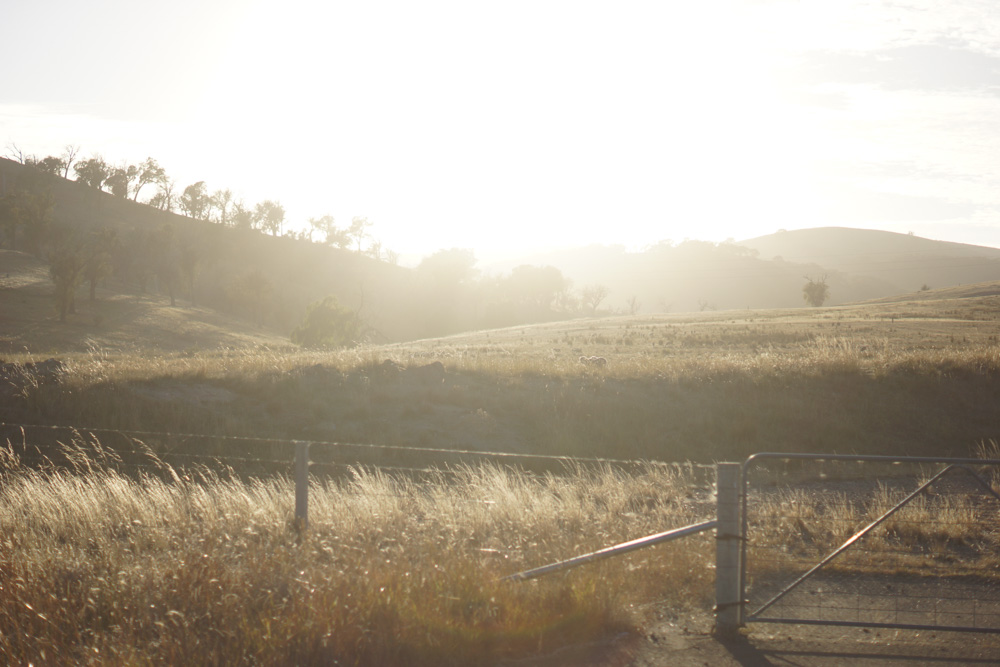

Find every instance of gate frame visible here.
[739,452,1000,632]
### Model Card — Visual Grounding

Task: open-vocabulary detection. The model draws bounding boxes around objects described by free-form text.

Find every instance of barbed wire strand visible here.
[0,422,716,471]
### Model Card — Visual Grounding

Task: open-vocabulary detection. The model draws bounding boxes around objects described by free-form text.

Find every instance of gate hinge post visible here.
[715,462,743,635]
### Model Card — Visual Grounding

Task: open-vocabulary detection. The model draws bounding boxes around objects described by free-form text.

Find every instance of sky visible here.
[5,0,1000,266]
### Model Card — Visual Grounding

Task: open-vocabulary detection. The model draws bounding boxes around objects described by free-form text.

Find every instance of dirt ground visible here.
[506,609,1000,666]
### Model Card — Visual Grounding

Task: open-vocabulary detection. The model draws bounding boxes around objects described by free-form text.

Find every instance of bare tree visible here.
[5,142,29,164]
[210,188,233,225]
[61,145,80,179]
[581,284,610,315]
[149,178,177,212]
[348,216,371,252]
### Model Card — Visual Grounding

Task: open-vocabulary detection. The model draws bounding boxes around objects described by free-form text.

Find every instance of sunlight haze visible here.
[5,0,1000,263]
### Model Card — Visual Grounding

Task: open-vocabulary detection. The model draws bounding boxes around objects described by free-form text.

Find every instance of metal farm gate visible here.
[740,453,1000,633]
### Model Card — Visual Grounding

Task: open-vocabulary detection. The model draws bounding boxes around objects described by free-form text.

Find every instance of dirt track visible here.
[503,606,1000,666]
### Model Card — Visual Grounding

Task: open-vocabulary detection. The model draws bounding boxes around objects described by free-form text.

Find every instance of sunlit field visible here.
[6,294,1000,463]
[4,295,1000,663]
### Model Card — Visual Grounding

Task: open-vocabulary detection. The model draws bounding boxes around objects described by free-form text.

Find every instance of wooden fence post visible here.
[295,441,309,529]
[715,462,742,635]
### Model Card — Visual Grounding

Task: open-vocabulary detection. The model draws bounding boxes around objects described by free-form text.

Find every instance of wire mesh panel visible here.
[742,454,1000,633]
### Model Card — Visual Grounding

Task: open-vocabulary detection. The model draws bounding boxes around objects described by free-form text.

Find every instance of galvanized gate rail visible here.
[741,453,1000,633]
[505,463,746,634]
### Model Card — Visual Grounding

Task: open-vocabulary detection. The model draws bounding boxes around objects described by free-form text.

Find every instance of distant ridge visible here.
[739,227,1000,295]
[740,227,1000,263]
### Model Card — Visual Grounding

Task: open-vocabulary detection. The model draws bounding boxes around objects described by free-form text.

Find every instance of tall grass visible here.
[745,456,1000,582]
[0,436,713,665]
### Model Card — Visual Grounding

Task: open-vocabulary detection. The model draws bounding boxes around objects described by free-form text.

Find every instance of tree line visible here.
[0,151,298,325]
[1,142,622,342]
[3,142,391,261]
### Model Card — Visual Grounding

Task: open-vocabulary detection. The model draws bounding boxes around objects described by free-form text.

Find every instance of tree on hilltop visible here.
[106,162,145,199]
[180,181,211,220]
[348,216,371,252]
[210,188,233,225]
[309,214,351,247]
[61,145,80,179]
[254,200,285,236]
[34,156,66,176]
[133,158,166,201]
[148,178,177,212]
[5,142,29,164]
[230,200,255,230]
[74,157,110,190]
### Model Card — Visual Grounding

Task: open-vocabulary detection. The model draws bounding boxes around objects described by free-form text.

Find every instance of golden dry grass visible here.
[0,436,713,665]
[744,451,1000,584]
[8,296,1000,463]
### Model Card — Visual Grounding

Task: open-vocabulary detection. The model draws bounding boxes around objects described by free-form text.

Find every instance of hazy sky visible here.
[5,0,1000,264]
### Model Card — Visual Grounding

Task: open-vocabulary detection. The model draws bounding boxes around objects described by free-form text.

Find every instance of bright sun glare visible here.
[10,1,994,260]
[169,2,831,257]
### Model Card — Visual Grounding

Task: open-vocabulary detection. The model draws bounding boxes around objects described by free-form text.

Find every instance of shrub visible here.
[291,295,363,348]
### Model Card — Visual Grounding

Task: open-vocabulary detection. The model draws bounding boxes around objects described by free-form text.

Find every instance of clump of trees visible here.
[803,275,830,307]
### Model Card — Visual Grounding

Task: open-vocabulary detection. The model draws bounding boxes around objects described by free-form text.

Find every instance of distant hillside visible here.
[482,228,1000,314]
[740,227,1000,295]
[10,152,1000,354]
[0,157,430,348]
[484,240,899,313]
[861,278,1000,304]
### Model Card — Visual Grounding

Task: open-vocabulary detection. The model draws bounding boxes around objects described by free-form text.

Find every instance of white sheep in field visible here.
[578,355,608,367]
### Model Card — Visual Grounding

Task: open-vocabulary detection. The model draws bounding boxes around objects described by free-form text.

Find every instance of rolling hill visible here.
[8,152,1000,357]
[740,226,1000,295]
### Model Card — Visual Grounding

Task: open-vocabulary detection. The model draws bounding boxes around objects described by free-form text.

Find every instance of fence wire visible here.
[742,454,1000,633]
[0,422,715,587]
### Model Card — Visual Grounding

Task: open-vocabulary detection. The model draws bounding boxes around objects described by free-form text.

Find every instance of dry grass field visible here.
[4,267,1000,663]
[0,436,714,665]
[6,281,1000,463]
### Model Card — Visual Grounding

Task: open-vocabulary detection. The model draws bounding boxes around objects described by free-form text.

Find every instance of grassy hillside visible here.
[0,158,420,341]
[4,281,1000,465]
